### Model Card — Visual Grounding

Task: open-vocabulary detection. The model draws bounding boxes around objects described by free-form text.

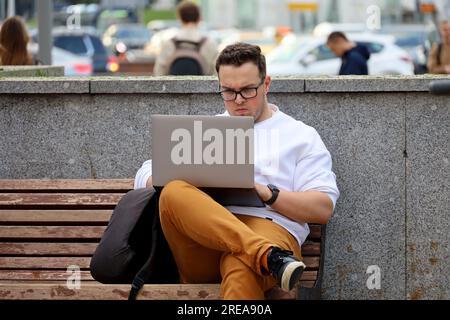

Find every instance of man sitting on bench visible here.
[134,43,339,299]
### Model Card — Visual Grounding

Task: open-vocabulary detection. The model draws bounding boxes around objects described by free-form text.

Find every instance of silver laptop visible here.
[151,114,265,207]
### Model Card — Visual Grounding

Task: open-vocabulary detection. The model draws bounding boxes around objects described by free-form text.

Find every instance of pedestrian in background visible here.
[153,0,218,76]
[327,31,370,75]
[0,16,33,66]
[427,20,450,74]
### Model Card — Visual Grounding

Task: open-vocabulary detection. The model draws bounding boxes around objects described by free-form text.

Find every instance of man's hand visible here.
[445,65,450,74]
[255,183,271,202]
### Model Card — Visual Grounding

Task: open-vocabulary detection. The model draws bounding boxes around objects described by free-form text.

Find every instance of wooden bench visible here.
[0,179,325,300]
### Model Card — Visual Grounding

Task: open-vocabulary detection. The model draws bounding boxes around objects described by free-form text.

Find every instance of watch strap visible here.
[265,184,279,205]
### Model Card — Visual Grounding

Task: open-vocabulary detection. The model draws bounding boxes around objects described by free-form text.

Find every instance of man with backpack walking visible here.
[153,1,218,76]
[427,20,450,74]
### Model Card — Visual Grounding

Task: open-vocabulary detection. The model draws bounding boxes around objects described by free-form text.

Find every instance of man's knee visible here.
[164,179,191,191]
[159,180,190,207]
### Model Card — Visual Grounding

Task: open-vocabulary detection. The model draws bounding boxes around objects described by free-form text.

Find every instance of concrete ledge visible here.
[90,76,218,93]
[89,76,306,93]
[0,66,64,77]
[304,75,450,92]
[0,78,89,94]
[3,75,450,94]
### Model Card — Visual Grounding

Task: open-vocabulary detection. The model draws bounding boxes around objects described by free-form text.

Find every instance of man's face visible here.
[327,39,345,57]
[218,62,271,123]
[440,21,450,43]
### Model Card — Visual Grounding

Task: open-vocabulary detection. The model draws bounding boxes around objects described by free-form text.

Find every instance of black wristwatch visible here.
[264,184,280,205]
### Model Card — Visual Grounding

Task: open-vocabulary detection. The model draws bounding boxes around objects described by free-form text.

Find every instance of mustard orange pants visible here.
[159,180,301,300]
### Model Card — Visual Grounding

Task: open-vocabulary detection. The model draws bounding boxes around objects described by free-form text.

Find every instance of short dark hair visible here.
[327,31,348,43]
[215,42,266,80]
[176,1,200,24]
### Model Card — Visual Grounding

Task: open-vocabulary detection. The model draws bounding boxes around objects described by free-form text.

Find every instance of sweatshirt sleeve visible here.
[293,130,340,209]
[134,160,153,189]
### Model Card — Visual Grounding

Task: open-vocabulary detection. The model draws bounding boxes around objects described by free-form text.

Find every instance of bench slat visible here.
[0,282,316,300]
[0,256,319,270]
[308,225,321,240]
[0,226,106,239]
[0,210,112,223]
[0,193,124,208]
[0,241,319,257]
[0,270,94,281]
[0,179,134,191]
[301,242,320,256]
[0,282,300,299]
[0,243,98,255]
[0,257,92,269]
[0,270,317,282]
[0,283,221,300]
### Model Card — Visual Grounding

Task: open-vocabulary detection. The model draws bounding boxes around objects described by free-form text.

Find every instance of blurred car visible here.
[95,6,139,35]
[376,24,436,74]
[28,43,93,76]
[103,23,153,55]
[266,33,414,76]
[313,22,369,37]
[218,30,278,55]
[47,27,115,74]
[207,28,240,46]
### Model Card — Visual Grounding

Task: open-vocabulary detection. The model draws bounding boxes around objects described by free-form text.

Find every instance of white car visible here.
[28,43,93,76]
[52,46,93,76]
[266,33,414,76]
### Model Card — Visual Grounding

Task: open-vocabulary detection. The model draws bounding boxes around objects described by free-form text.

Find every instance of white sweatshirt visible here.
[134,104,339,245]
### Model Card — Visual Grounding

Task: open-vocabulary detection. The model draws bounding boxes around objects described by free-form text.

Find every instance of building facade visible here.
[199,0,443,31]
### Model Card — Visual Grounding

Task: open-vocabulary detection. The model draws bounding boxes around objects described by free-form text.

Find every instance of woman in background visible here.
[0,16,33,65]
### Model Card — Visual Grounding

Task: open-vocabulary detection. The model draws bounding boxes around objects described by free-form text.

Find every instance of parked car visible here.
[31,27,117,74]
[102,23,153,55]
[52,28,114,74]
[28,43,93,76]
[218,30,278,55]
[313,22,369,37]
[95,6,139,35]
[266,33,414,76]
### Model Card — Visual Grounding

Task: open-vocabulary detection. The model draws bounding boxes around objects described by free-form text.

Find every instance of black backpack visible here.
[90,188,179,300]
[167,37,208,75]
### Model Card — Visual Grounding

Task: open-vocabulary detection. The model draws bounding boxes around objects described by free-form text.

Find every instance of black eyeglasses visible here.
[219,78,265,101]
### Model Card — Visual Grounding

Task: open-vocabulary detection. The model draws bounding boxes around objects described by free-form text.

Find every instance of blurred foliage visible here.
[26,18,37,29]
[143,9,176,24]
